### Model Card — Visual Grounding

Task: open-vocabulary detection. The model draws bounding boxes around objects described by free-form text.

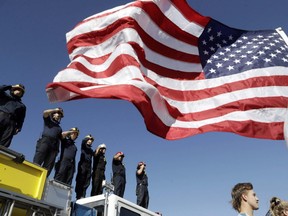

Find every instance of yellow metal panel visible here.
[0,153,47,200]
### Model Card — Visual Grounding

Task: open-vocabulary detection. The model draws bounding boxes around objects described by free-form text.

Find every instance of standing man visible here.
[75,134,95,199]
[136,161,149,209]
[0,84,26,148]
[91,143,107,196]
[33,108,70,177]
[112,152,126,198]
[231,182,259,216]
[54,127,79,185]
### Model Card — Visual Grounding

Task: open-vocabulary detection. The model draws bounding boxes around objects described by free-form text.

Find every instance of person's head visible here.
[52,108,64,122]
[69,127,80,140]
[84,134,94,146]
[10,84,25,98]
[115,151,124,161]
[137,161,146,170]
[270,197,288,216]
[231,182,259,213]
[98,143,106,154]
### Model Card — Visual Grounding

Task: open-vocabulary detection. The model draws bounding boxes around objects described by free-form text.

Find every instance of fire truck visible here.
[0,146,161,216]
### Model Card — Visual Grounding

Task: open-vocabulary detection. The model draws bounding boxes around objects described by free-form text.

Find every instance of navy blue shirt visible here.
[0,85,26,130]
[41,115,62,139]
[60,137,77,161]
[79,139,94,166]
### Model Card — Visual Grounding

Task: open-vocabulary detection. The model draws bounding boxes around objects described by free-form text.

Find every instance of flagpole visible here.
[276,27,288,46]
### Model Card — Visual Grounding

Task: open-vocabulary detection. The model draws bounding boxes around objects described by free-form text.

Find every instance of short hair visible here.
[231,182,253,212]
[270,197,288,216]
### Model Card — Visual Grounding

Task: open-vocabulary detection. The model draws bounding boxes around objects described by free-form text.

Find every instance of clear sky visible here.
[1,1,288,216]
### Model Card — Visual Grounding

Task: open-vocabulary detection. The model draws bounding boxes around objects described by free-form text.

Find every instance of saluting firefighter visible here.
[0,84,26,148]
[136,161,149,209]
[75,134,95,199]
[54,127,79,185]
[33,108,71,177]
[112,151,126,198]
[91,143,107,196]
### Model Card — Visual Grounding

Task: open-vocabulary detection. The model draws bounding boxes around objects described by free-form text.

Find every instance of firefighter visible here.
[0,84,26,148]
[75,134,95,199]
[91,143,107,196]
[54,127,79,185]
[112,151,126,198]
[136,161,149,209]
[33,108,70,177]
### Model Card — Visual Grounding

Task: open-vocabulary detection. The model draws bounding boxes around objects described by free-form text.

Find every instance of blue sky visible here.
[1,1,288,216]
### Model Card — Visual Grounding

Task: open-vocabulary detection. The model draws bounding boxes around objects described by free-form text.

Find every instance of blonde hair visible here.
[270,197,288,216]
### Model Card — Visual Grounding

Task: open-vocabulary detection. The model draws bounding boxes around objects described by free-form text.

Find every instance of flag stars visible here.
[252,56,259,60]
[202,40,207,45]
[209,68,216,73]
[217,31,222,37]
[216,62,223,68]
[282,58,288,62]
[223,58,230,61]
[245,61,253,66]
[209,35,215,41]
[258,51,265,55]
[263,58,271,63]
[227,65,234,71]
[269,53,277,58]
[234,59,241,64]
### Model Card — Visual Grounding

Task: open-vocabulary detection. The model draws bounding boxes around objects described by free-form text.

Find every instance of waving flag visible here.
[46,0,288,140]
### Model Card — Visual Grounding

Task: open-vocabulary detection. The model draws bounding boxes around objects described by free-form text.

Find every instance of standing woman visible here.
[269,197,288,216]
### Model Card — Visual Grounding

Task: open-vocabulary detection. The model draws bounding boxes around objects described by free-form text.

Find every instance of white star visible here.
[209,35,214,41]
[258,51,265,55]
[223,58,229,61]
[269,53,277,58]
[209,68,216,73]
[207,59,213,64]
[245,61,253,66]
[282,58,288,62]
[216,63,223,68]
[217,31,222,37]
[204,50,209,55]
[234,59,241,64]
[264,58,271,63]
[227,65,234,71]
[202,40,207,45]
[252,56,258,60]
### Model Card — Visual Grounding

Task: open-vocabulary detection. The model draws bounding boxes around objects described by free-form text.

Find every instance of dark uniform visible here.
[112,153,126,198]
[0,85,26,148]
[75,138,94,199]
[136,163,149,209]
[54,135,77,185]
[91,144,107,196]
[33,112,62,177]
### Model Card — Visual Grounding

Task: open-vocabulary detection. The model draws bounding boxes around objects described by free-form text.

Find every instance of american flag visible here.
[46,0,288,140]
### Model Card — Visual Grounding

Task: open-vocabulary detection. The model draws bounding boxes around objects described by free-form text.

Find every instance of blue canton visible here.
[198,19,288,79]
